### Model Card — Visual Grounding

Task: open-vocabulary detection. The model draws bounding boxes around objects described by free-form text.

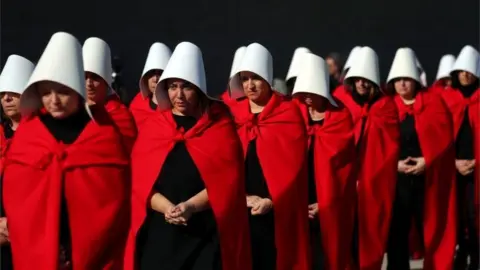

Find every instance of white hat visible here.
[154,42,209,111]
[436,54,456,80]
[228,43,273,99]
[451,45,480,78]
[286,47,311,81]
[387,48,421,84]
[292,53,337,107]
[229,46,246,78]
[343,46,362,71]
[83,37,113,86]
[21,32,89,117]
[0,55,35,94]
[414,56,428,87]
[140,42,172,97]
[344,46,380,87]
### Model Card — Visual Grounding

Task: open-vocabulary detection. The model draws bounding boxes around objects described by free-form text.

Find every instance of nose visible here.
[51,92,60,103]
[247,78,255,89]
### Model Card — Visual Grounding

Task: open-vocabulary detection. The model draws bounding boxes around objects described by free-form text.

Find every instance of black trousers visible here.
[387,175,425,270]
[455,174,479,270]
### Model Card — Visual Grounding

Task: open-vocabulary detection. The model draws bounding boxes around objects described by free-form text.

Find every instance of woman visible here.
[325,52,344,91]
[430,54,456,94]
[130,42,171,127]
[0,54,35,270]
[441,45,479,270]
[331,46,361,95]
[333,46,399,270]
[227,43,310,270]
[82,37,137,153]
[3,32,130,270]
[385,48,456,270]
[125,42,251,270]
[292,53,356,270]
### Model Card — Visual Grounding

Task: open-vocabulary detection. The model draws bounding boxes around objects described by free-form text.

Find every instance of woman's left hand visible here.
[405,157,426,175]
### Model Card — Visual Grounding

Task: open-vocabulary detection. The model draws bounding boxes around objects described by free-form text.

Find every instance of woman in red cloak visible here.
[129,42,171,128]
[82,37,137,153]
[441,45,480,270]
[292,53,357,270]
[227,43,310,270]
[333,46,400,270]
[2,32,131,270]
[0,54,35,270]
[125,42,251,270]
[385,48,456,270]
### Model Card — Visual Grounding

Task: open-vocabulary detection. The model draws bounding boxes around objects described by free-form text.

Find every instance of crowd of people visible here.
[0,31,478,270]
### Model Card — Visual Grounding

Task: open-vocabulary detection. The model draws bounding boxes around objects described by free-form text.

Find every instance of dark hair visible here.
[327,52,345,71]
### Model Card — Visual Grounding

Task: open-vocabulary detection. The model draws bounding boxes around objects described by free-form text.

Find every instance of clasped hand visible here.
[164,202,195,226]
[246,195,273,215]
[398,157,426,175]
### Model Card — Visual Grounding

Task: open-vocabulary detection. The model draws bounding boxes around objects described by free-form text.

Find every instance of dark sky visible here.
[2,0,479,101]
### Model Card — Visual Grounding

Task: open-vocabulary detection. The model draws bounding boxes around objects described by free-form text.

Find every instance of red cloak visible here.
[129,92,156,128]
[334,87,400,270]
[2,109,131,270]
[227,92,311,270]
[125,102,252,270]
[295,99,357,270]
[441,88,480,231]
[394,92,457,270]
[105,94,138,153]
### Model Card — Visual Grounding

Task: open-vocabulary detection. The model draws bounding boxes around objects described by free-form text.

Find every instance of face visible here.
[145,70,163,94]
[85,72,108,104]
[353,78,375,96]
[167,78,199,115]
[394,78,416,98]
[296,93,328,109]
[241,71,271,103]
[0,92,21,118]
[37,81,81,119]
[326,57,339,76]
[458,71,477,86]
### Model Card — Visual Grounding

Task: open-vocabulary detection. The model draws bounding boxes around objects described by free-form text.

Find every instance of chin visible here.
[49,111,68,119]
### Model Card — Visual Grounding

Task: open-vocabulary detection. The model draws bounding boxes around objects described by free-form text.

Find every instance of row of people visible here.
[0,31,478,270]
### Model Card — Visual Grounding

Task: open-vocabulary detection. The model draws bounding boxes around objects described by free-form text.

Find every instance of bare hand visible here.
[246,195,262,208]
[166,202,194,226]
[0,218,9,246]
[456,159,475,176]
[308,203,318,219]
[398,157,414,173]
[405,157,426,175]
[251,198,273,216]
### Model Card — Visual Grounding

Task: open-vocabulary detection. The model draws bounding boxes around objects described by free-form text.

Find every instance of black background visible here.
[1,0,479,102]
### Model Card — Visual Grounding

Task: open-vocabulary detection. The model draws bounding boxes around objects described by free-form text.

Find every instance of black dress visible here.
[245,114,276,270]
[308,118,324,270]
[386,114,425,270]
[1,122,14,270]
[39,109,91,268]
[138,113,221,270]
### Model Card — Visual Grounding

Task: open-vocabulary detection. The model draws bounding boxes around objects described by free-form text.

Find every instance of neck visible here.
[400,92,416,104]
[172,107,201,119]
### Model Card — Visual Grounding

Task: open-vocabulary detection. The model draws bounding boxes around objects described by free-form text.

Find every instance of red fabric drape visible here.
[334,87,400,270]
[441,88,480,232]
[295,99,357,270]
[129,92,156,129]
[395,92,457,269]
[125,102,252,270]
[3,110,130,270]
[105,95,138,153]
[227,93,311,270]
